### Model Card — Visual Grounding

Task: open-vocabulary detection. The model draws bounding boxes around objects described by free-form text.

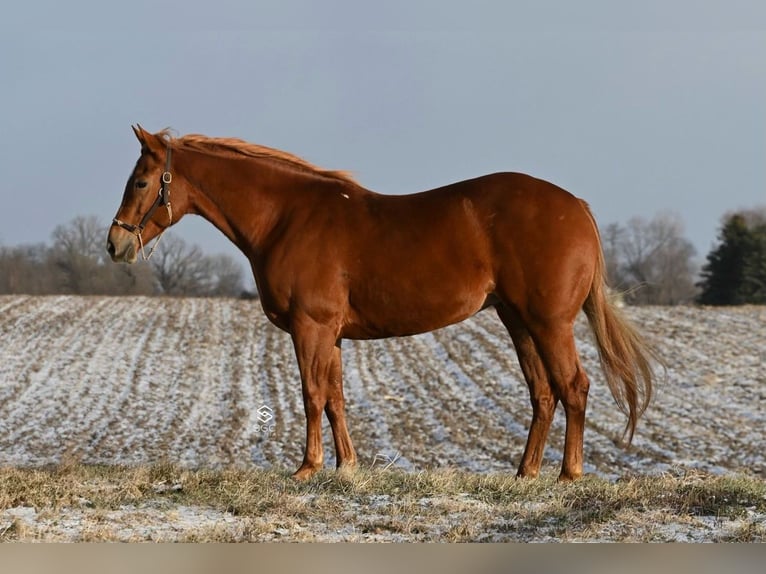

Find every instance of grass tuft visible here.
[0,464,763,541]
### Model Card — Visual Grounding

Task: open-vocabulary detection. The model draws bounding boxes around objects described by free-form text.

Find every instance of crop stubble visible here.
[0,296,763,479]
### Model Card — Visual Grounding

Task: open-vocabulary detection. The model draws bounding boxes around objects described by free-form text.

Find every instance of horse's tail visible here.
[580,200,661,445]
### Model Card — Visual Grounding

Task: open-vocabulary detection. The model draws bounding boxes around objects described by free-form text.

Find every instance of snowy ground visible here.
[0,295,764,540]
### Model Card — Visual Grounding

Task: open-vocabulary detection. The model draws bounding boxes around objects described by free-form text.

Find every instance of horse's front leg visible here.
[290,314,355,480]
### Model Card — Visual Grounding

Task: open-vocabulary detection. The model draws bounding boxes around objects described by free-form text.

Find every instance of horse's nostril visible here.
[107,239,116,257]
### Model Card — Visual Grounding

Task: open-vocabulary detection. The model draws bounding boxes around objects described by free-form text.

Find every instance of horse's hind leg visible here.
[526,319,591,482]
[324,341,357,472]
[496,305,558,478]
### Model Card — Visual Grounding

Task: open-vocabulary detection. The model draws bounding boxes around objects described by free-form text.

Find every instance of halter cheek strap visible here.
[112,146,173,260]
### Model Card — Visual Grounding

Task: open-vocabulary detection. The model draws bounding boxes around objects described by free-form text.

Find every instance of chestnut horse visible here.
[107,126,659,481]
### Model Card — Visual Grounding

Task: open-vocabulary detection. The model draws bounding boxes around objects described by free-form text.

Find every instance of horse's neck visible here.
[183,154,298,255]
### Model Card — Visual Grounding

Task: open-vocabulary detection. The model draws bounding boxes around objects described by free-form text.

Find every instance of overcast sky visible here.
[1,1,764,277]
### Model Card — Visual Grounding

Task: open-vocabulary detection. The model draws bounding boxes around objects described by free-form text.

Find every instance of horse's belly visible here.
[342,285,491,340]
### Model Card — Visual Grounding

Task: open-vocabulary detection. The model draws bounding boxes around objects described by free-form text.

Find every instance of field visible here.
[0,295,764,541]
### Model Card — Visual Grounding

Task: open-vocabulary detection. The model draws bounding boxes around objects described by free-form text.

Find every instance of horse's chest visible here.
[258,295,291,332]
[252,273,293,331]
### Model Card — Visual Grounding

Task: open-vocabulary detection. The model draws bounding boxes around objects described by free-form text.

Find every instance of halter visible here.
[112,146,174,260]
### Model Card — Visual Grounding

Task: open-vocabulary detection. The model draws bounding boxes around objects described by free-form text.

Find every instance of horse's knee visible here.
[303,390,326,417]
[561,369,590,414]
[530,393,557,421]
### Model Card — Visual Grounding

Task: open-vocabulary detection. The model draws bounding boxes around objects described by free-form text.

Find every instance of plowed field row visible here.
[1,296,763,479]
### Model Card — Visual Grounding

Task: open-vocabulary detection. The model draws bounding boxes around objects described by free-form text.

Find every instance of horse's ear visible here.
[132,124,148,147]
[132,124,163,154]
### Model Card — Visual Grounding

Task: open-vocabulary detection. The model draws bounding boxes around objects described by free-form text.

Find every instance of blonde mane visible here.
[157,129,357,185]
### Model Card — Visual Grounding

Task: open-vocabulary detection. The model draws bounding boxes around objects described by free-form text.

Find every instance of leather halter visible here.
[112,146,173,260]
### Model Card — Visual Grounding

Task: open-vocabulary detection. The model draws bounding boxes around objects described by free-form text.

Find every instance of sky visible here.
[1,1,764,279]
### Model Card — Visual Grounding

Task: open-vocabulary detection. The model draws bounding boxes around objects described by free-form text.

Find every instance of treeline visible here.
[603,207,766,306]
[0,216,251,298]
[2,209,765,305]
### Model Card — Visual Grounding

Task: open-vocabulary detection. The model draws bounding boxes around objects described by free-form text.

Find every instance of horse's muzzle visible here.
[106,228,138,263]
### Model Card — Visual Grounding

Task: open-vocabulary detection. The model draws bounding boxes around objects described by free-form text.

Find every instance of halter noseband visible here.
[112,146,173,260]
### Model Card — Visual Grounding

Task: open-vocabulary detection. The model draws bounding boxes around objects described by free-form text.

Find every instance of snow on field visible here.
[0,295,764,479]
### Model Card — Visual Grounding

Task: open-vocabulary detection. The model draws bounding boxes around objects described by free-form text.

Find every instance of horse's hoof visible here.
[516,468,540,479]
[336,463,358,478]
[292,466,320,481]
[557,472,582,483]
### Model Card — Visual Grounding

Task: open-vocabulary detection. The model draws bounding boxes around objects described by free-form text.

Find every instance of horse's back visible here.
[337,172,598,338]
[367,171,596,265]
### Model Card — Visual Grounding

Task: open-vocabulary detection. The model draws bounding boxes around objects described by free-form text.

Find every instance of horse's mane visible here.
[157,129,357,185]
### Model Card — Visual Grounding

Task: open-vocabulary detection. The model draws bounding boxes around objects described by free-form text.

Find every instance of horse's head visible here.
[107,125,180,263]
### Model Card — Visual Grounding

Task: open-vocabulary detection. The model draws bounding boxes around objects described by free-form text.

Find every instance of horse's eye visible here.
[135,180,148,189]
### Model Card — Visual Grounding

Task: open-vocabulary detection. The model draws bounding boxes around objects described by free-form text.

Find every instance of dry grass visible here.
[1,463,764,542]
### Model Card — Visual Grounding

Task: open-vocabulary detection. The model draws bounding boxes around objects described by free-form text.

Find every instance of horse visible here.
[107,125,659,481]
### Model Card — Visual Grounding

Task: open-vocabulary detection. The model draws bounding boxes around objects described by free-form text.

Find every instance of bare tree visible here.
[204,254,246,297]
[96,260,157,295]
[45,216,154,295]
[51,215,106,262]
[737,206,766,229]
[49,215,107,294]
[1,216,240,296]
[150,234,205,295]
[150,233,245,296]
[606,212,698,305]
[47,216,153,295]
[0,244,56,294]
[602,222,624,288]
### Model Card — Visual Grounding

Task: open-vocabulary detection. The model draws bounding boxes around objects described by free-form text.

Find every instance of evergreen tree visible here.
[697,214,756,305]
[741,224,766,304]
